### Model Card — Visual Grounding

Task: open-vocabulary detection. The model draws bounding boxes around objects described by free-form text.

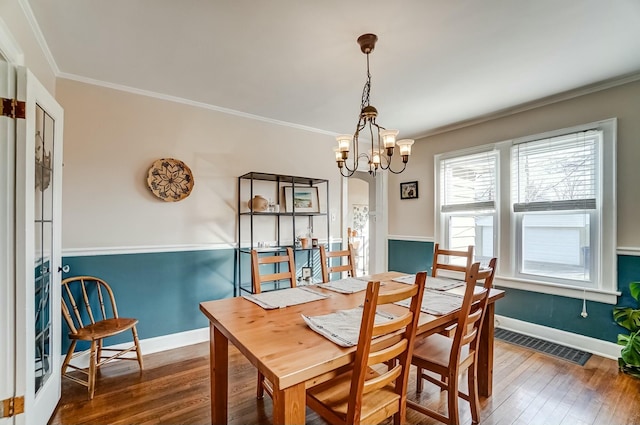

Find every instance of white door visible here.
[0,57,17,425]
[14,66,64,425]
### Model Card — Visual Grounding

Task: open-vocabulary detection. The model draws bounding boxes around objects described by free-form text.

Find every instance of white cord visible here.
[581,289,588,318]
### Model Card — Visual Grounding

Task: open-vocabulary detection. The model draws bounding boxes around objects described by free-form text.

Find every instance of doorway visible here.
[345,171,386,275]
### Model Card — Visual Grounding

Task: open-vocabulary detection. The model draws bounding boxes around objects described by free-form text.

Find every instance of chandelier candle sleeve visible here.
[333,33,414,177]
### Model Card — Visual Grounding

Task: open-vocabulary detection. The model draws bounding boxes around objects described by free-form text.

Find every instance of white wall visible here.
[55,78,341,249]
[389,79,640,250]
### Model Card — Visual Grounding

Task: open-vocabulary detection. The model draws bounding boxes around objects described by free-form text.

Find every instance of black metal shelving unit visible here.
[237,172,330,295]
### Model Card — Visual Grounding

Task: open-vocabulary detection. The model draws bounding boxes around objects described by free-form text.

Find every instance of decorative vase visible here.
[248,195,268,212]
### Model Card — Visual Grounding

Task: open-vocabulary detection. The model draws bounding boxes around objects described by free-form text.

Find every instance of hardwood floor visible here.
[49,340,640,425]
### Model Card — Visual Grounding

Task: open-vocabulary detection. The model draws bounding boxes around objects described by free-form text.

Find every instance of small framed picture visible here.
[400,181,418,200]
[283,186,320,213]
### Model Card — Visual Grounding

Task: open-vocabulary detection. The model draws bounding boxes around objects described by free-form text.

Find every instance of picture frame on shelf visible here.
[283,186,320,212]
[400,181,418,200]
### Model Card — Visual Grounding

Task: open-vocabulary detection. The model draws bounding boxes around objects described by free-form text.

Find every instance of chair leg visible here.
[61,340,77,375]
[88,340,97,400]
[132,325,144,369]
[256,372,265,399]
[447,371,460,425]
[416,366,423,393]
[97,339,103,369]
[467,365,480,425]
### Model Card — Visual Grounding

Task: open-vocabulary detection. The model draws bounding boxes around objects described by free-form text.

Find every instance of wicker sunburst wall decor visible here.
[146,158,194,202]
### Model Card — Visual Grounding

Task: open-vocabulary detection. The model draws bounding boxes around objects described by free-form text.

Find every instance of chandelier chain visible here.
[360,53,371,110]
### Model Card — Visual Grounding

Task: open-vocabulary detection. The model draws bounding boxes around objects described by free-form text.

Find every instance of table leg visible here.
[210,325,228,425]
[272,382,306,425]
[478,303,495,397]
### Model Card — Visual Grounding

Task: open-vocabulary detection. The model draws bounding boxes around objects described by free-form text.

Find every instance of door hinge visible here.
[0,97,26,119]
[0,396,25,418]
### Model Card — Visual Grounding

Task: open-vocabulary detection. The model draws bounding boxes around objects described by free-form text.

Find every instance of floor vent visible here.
[494,328,592,366]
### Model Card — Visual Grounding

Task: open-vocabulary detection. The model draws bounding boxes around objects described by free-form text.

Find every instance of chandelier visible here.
[334,33,414,177]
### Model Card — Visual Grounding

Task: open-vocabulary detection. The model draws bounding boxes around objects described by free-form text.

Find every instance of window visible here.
[438,150,497,267]
[512,131,598,286]
[435,119,617,303]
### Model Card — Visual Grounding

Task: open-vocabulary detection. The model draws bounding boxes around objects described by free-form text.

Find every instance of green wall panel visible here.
[388,239,434,274]
[61,249,235,352]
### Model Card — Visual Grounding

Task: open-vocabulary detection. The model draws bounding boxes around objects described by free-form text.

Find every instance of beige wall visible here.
[389,79,640,248]
[0,1,56,93]
[56,79,341,249]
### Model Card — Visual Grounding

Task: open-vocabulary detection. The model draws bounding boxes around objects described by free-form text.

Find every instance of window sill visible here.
[494,276,620,304]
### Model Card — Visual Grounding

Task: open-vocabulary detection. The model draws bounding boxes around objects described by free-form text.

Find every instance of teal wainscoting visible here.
[61,248,235,353]
[387,239,640,343]
[388,239,434,274]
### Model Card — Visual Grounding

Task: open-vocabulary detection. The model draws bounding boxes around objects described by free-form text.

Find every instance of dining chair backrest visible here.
[319,243,357,282]
[449,262,493,367]
[250,247,296,294]
[61,276,120,333]
[347,272,426,423]
[432,243,474,280]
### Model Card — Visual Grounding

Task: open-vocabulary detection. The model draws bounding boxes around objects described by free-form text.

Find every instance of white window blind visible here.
[512,130,600,213]
[441,151,496,213]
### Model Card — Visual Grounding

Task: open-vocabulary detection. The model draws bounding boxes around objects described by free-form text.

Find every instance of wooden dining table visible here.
[199,271,505,425]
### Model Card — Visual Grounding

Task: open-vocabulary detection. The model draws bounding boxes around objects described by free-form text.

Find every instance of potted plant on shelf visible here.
[613,281,640,378]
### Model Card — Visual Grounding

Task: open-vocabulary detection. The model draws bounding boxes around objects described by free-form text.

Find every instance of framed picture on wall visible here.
[400,181,418,200]
[283,186,320,212]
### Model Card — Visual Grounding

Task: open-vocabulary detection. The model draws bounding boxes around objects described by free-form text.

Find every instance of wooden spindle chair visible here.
[61,276,143,400]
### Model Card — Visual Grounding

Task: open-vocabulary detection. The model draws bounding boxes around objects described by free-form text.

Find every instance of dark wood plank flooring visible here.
[49,340,640,425]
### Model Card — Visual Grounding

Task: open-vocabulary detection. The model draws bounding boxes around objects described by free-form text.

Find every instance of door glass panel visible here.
[34,103,55,393]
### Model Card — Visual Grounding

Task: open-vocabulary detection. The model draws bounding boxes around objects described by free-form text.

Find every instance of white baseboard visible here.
[63,327,209,369]
[495,315,621,360]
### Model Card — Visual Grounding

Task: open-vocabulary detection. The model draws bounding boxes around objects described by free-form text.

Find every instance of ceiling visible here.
[26,0,640,140]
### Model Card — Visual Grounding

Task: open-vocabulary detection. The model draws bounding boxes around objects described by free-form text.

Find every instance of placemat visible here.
[393,274,465,291]
[395,289,463,315]
[242,287,329,310]
[302,307,396,347]
[318,277,371,294]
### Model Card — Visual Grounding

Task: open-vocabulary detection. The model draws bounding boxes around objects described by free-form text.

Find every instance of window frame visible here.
[435,118,619,304]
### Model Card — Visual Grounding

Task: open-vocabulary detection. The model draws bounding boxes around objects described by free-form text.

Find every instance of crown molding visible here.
[56,72,336,136]
[414,72,640,139]
[18,0,59,74]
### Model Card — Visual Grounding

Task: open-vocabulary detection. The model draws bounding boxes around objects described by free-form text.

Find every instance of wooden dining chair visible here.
[319,243,357,282]
[408,260,496,425]
[306,272,427,425]
[251,247,296,399]
[432,243,474,280]
[250,247,296,294]
[61,276,143,400]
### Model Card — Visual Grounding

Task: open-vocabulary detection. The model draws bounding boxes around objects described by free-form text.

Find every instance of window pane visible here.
[520,213,591,284]
[441,151,496,211]
[512,131,599,207]
[448,215,494,266]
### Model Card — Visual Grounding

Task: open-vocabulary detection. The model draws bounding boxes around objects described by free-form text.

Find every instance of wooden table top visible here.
[199,271,505,391]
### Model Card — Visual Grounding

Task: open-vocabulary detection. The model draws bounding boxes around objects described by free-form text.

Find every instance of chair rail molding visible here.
[62,243,236,257]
